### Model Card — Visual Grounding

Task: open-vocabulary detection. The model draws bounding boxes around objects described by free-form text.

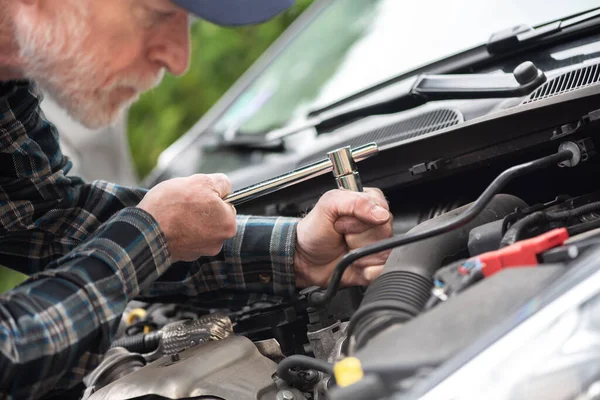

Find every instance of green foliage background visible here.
[0,2,312,293]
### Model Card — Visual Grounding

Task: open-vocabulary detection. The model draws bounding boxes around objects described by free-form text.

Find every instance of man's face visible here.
[13,0,191,129]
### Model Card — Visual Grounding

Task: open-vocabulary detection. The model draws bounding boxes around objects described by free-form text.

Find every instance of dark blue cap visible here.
[171,0,295,26]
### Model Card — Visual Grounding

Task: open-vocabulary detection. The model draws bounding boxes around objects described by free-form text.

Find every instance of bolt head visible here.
[304,370,318,382]
[280,390,295,400]
[568,245,579,259]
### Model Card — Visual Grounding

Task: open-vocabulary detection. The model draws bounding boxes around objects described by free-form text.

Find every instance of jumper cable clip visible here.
[459,228,570,278]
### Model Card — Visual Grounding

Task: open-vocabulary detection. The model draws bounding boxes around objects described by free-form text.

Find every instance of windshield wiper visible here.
[487,7,600,54]
[260,61,546,141]
[307,7,600,119]
[207,134,286,152]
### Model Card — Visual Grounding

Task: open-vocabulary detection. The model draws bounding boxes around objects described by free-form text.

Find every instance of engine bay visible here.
[82,57,600,400]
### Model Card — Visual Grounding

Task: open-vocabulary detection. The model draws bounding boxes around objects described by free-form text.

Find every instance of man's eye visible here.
[153,9,176,21]
[145,6,177,25]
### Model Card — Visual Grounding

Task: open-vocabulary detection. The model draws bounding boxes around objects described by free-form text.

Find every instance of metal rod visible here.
[224,143,378,206]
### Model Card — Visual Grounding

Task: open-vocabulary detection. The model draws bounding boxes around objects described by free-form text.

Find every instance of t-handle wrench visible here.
[224,143,378,206]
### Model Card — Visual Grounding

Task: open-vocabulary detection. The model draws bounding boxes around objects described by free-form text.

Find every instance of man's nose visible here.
[148,13,191,76]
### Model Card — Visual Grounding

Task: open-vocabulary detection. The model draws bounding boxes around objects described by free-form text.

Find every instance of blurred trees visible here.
[128,0,313,179]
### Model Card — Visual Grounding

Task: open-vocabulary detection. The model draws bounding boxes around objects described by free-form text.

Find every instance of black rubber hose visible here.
[501,201,600,247]
[500,211,548,247]
[277,355,334,386]
[308,149,573,306]
[351,194,527,349]
[110,331,162,354]
[568,218,600,237]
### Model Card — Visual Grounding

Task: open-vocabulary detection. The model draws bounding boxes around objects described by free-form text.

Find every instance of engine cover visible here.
[88,335,279,400]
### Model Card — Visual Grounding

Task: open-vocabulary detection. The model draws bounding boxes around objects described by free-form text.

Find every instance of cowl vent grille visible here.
[348,108,462,147]
[523,63,600,104]
[302,108,463,165]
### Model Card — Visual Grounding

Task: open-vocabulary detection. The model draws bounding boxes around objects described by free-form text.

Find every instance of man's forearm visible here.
[0,207,169,400]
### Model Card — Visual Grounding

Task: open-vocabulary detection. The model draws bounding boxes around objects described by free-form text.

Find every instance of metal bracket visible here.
[552,109,600,140]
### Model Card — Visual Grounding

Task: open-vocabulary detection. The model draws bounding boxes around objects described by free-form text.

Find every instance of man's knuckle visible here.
[383,221,393,235]
[357,193,374,209]
[202,176,218,190]
[188,174,209,188]
[322,189,339,202]
[213,173,229,184]
[373,187,385,198]
[365,187,387,202]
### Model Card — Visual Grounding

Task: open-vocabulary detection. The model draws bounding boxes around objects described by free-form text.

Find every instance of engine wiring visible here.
[500,200,600,246]
[308,148,577,306]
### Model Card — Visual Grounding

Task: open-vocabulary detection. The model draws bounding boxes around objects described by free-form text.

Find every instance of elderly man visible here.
[0,1,393,399]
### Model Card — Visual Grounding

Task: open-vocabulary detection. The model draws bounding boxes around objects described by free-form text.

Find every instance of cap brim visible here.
[172,0,294,26]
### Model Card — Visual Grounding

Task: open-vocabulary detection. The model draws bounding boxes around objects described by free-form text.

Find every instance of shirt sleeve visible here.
[0,207,170,399]
[143,215,301,304]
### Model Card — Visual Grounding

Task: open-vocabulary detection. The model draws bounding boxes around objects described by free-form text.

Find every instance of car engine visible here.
[82,57,600,400]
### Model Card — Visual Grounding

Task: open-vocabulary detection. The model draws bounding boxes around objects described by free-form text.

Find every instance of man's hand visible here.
[138,174,237,262]
[295,188,393,288]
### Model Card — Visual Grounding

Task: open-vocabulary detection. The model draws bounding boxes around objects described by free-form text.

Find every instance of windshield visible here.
[213,0,598,136]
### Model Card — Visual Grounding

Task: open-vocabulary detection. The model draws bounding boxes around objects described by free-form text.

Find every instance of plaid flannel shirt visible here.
[0,81,300,399]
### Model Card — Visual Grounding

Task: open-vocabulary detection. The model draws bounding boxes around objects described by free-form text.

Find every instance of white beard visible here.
[13,2,163,129]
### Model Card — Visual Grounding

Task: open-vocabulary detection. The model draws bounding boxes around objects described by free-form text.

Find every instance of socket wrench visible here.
[224,143,378,206]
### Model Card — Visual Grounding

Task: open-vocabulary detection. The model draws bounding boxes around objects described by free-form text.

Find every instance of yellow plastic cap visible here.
[126,308,147,325]
[334,357,364,387]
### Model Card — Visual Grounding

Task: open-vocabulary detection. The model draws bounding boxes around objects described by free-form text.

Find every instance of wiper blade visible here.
[263,61,546,141]
[206,135,286,152]
[487,7,600,55]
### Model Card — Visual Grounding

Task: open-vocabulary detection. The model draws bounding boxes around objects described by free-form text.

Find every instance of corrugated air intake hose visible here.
[351,194,527,349]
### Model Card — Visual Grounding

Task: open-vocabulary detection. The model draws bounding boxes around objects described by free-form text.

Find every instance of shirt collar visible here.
[0,80,43,132]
